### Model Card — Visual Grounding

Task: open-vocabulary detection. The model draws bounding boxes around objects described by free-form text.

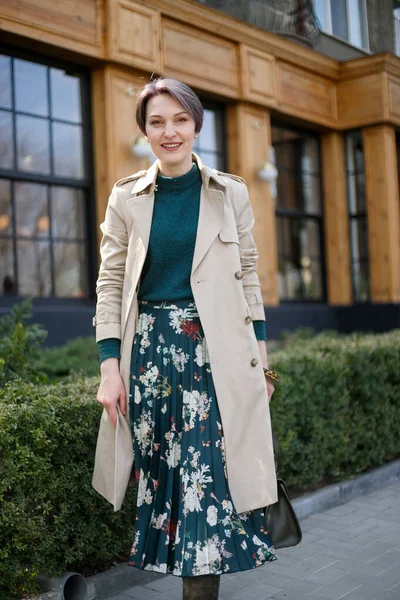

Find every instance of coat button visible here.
[245,316,252,325]
[251,358,258,367]
[235,271,243,280]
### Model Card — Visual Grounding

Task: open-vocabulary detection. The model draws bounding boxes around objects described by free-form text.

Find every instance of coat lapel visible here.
[126,161,158,253]
[192,155,227,275]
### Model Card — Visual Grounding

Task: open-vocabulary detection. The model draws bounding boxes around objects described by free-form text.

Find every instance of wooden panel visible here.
[162,19,239,98]
[240,45,277,106]
[388,77,400,122]
[321,133,352,305]
[227,104,278,306]
[108,0,161,71]
[92,66,150,247]
[337,73,386,129]
[0,0,104,58]
[363,126,400,303]
[277,62,337,126]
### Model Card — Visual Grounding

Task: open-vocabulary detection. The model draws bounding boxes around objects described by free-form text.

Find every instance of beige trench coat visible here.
[92,154,278,514]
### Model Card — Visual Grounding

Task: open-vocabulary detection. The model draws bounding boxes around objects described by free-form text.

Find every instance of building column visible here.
[363,125,400,303]
[321,132,352,305]
[226,103,279,306]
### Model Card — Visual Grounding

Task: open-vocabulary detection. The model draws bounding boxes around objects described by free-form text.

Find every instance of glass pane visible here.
[52,122,84,179]
[16,115,50,174]
[51,186,85,239]
[50,68,82,123]
[353,260,369,302]
[15,59,48,117]
[0,110,14,169]
[300,219,321,258]
[301,174,322,215]
[281,259,302,301]
[301,137,320,174]
[17,240,51,296]
[314,0,329,31]
[0,55,12,109]
[54,242,86,297]
[346,133,364,172]
[195,150,220,170]
[0,179,12,235]
[15,182,48,238]
[331,0,349,40]
[349,0,367,49]
[350,217,369,261]
[198,109,221,152]
[0,238,15,296]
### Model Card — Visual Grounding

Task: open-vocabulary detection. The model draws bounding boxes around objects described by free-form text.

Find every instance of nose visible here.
[163,121,177,138]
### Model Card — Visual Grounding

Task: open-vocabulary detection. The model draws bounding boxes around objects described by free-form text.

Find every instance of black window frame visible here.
[0,45,96,301]
[272,122,327,303]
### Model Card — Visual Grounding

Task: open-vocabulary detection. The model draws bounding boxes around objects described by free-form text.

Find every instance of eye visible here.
[150,119,161,126]
[177,117,188,123]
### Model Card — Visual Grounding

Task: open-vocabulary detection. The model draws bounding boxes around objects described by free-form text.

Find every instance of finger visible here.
[119,386,127,416]
[108,405,117,429]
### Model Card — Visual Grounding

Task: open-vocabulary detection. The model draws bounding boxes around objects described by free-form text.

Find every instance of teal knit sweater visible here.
[98,164,266,363]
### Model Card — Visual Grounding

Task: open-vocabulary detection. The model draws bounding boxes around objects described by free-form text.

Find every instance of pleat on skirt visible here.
[128,298,276,577]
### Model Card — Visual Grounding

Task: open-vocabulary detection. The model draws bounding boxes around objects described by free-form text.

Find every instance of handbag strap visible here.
[271,426,283,474]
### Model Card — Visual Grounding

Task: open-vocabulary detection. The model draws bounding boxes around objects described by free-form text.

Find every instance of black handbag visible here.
[264,430,302,549]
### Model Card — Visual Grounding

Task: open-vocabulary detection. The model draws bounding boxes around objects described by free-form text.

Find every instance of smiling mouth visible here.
[161,143,182,150]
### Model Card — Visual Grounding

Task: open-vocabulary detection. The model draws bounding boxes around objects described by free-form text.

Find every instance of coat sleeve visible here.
[236,184,266,322]
[93,186,128,342]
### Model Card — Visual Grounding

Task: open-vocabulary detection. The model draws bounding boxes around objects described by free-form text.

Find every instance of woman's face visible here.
[145,93,196,177]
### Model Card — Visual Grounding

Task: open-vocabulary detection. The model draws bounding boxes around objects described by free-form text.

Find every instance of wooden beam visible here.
[321,132,352,305]
[363,125,400,302]
[227,103,279,306]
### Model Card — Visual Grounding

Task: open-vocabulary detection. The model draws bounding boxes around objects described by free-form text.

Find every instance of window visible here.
[0,51,93,298]
[193,101,225,171]
[394,8,400,56]
[346,131,369,302]
[272,125,325,302]
[314,0,369,50]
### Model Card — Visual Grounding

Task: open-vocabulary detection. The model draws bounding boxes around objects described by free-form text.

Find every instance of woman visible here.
[92,78,278,600]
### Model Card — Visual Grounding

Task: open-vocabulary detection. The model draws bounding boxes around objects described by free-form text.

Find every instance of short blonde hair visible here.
[136,78,204,134]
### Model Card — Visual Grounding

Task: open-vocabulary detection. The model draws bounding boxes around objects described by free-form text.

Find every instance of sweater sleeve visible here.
[253,320,267,341]
[97,338,121,364]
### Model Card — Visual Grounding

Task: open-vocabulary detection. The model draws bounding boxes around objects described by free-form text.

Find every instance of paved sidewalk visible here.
[106,479,400,600]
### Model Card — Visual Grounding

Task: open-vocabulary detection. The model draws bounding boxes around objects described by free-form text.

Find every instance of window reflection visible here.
[0,111,13,169]
[17,240,51,297]
[16,115,50,174]
[54,242,86,297]
[193,102,225,171]
[50,68,81,123]
[53,122,84,179]
[346,131,369,302]
[51,187,85,239]
[0,56,12,109]
[272,124,324,301]
[15,59,49,117]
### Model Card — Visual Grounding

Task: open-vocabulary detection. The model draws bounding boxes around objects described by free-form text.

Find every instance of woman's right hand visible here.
[97,358,127,429]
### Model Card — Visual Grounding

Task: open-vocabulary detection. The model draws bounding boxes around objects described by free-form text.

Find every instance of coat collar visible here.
[130,153,228,195]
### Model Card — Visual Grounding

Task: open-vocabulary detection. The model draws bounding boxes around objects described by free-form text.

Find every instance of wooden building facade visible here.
[1,0,400,342]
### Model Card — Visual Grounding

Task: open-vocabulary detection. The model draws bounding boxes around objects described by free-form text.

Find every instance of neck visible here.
[158,156,193,178]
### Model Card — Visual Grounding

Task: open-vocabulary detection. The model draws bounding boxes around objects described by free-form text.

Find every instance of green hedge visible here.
[0,377,136,600]
[33,336,100,381]
[269,330,400,489]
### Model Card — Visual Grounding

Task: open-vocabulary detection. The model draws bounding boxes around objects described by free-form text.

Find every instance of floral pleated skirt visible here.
[128,298,276,577]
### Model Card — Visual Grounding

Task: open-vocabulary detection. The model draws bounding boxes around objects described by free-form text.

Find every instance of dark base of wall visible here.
[1,298,400,347]
[0,297,96,347]
[266,302,400,339]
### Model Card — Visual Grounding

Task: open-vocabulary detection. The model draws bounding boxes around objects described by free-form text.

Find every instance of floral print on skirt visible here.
[128,298,276,577]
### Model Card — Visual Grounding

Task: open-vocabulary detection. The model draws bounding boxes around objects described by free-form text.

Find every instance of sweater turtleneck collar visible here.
[156,163,201,192]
